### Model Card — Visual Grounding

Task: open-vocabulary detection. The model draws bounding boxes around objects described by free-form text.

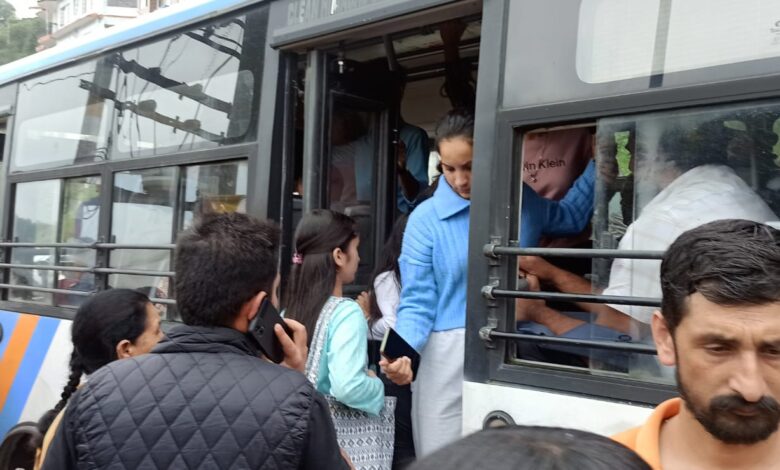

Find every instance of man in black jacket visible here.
[42,213,351,469]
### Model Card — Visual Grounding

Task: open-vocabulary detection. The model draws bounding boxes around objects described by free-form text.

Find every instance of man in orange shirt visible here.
[613,219,780,470]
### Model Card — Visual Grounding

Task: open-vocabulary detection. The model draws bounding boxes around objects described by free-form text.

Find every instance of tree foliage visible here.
[0,0,46,66]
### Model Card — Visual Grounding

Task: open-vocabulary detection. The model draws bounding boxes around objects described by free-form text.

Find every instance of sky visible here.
[8,0,39,18]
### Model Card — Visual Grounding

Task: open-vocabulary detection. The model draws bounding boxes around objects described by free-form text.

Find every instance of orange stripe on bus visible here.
[0,314,39,412]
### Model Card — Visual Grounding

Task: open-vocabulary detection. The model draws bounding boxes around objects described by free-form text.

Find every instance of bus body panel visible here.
[462,380,653,437]
[0,311,71,437]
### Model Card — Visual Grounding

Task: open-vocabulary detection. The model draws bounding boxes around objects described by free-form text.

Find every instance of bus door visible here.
[323,84,391,291]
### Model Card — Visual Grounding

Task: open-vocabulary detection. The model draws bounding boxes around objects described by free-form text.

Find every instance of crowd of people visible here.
[0,101,776,470]
[2,22,780,467]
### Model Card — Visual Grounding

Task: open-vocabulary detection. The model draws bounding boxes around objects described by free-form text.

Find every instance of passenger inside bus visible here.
[515,117,780,373]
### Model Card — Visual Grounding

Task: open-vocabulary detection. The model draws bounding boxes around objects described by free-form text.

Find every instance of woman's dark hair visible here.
[409,425,651,470]
[283,209,358,346]
[0,422,42,470]
[41,289,150,435]
[434,108,474,153]
[366,215,409,329]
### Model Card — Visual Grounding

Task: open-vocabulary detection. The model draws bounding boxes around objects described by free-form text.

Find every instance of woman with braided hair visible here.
[35,289,163,468]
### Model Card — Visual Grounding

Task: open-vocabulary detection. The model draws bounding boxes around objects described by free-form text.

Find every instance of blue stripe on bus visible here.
[0,316,59,438]
[0,311,20,360]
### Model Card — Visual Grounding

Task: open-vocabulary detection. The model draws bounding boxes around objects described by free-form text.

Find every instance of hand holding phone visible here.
[247,299,293,363]
[380,328,420,382]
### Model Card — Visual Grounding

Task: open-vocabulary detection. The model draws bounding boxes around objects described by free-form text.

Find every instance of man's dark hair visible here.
[174,212,280,327]
[408,426,651,470]
[660,219,780,334]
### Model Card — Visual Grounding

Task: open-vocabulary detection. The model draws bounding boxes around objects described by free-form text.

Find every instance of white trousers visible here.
[411,328,465,457]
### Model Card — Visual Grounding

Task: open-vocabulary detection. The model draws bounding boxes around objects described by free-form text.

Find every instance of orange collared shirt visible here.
[612,398,682,470]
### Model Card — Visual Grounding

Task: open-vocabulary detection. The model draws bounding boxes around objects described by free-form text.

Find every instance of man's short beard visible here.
[677,367,780,445]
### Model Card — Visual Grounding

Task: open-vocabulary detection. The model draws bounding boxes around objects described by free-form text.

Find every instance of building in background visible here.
[35,0,183,49]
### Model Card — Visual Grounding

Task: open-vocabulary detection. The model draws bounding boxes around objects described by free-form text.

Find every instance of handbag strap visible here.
[304,296,349,385]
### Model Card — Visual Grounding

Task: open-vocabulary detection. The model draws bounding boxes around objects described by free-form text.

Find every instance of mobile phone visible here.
[247,299,292,363]
[380,328,420,380]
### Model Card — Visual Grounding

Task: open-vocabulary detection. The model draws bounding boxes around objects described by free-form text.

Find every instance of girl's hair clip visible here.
[292,253,303,265]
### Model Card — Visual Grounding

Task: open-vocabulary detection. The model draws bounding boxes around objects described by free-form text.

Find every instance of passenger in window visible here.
[409,426,651,470]
[386,71,431,213]
[41,213,350,470]
[360,214,416,469]
[36,289,163,469]
[516,121,779,344]
[388,110,596,457]
[614,219,780,470]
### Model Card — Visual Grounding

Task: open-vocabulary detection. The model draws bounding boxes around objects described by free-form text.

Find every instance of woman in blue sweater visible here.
[392,110,595,456]
[284,209,385,420]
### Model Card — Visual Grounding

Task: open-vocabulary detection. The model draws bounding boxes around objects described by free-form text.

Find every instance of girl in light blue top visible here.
[283,209,385,416]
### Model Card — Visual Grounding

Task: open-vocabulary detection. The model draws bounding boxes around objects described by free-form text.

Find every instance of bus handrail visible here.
[484,245,665,260]
[0,263,174,277]
[0,283,95,296]
[486,287,661,307]
[0,242,176,250]
[482,329,658,355]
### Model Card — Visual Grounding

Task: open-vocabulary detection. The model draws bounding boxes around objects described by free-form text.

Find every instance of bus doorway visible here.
[292,15,481,291]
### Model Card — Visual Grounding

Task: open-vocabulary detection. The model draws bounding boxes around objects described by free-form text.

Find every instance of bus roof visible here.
[0,0,263,88]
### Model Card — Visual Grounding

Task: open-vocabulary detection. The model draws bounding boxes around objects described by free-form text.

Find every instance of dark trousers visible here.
[368,340,416,469]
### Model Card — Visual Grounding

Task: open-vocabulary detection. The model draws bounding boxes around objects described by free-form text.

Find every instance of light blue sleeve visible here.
[397,125,431,212]
[394,213,437,352]
[519,160,595,249]
[326,300,385,416]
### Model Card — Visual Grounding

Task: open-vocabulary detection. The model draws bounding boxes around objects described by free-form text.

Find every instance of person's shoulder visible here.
[406,198,437,225]
[611,425,640,450]
[331,297,365,321]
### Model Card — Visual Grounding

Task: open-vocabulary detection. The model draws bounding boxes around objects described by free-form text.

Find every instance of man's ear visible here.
[652,310,677,367]
[116,339,133,359]
[332,247,346,269]
[235,291,267,332]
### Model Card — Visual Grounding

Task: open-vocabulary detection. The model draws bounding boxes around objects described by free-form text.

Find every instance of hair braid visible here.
[54,351,83,413]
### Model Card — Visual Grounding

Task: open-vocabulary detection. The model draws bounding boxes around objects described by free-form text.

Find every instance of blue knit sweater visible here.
[395,161,595,352]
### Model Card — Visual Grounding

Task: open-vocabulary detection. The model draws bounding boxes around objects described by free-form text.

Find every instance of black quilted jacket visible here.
[41,325,349,470]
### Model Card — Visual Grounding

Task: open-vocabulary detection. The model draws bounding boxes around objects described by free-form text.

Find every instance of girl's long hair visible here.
[366,214,408,329]
[40,289,149,435]
[283,209,358,346]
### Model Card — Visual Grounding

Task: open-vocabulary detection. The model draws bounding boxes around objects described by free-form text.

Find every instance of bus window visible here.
[109,167,176,303]
[502,0,780,109]
[181,160,248,230]
[328,103,380,285]
[112,7,268,158]
[514,100,780,383]
[9,6,269,172]
[12,59,114,172]
[10,177,101,306]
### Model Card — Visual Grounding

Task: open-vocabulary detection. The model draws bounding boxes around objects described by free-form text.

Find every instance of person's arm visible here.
[299,392,352,470]
[40,399,79,470]
[394,216,437,353]
[369,272,400,339]
[541,160,596,236]
[326,302,385,416]
[397,127,431,212]
[518,255,631,333]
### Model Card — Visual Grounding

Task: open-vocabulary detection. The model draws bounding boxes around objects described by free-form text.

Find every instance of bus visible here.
[0,0,779,445]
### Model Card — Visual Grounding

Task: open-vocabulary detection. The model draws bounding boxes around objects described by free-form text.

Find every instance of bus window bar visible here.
[481,328,658,355]
[484,245,665,260]
[0,263,174,277]
[0,283,94,296]
[485,286,661,307]
[0,242,176,250]
[150,297,176,306]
